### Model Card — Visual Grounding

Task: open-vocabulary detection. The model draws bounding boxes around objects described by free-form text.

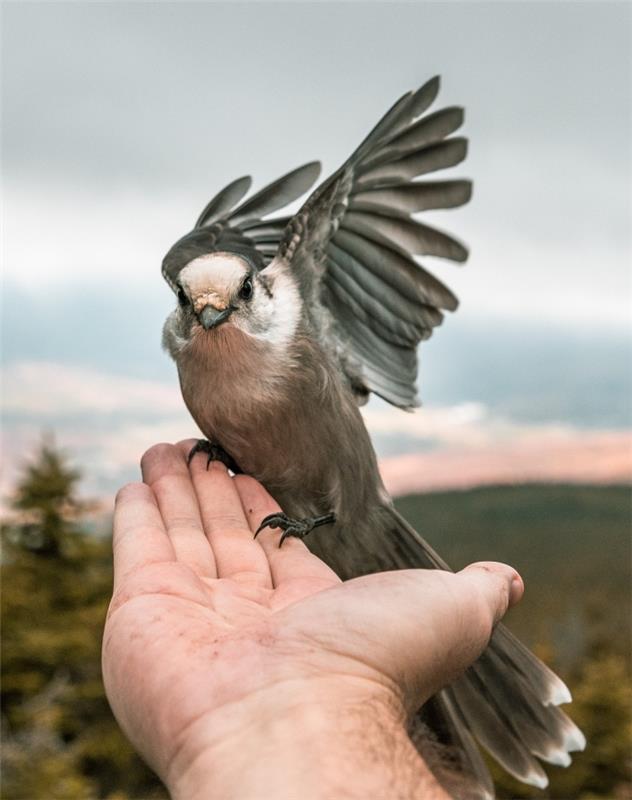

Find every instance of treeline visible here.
[2,442,630,798]
[1,441,166,799]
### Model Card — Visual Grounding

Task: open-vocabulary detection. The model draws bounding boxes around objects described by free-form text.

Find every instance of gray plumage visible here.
[161,76,585,799]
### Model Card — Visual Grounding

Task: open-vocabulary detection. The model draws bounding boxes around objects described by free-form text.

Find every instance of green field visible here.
[395,484,632,668]
[395,484,632,798]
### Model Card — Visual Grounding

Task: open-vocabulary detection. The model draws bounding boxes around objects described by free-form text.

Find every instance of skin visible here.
[102,440,524,800]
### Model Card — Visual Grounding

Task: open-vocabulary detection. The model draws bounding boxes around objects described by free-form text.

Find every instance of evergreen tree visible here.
[11,435,83,557]
[1,438,166,799]
[493,645,632,798]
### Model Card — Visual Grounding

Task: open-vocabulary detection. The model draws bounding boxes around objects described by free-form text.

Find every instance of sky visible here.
[2,1,631,501]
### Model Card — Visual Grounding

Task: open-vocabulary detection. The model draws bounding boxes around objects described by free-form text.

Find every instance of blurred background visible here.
[2,2,630,798]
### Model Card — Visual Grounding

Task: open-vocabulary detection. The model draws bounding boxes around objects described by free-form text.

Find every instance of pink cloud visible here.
[379,432,632,496]
[2,363,629,507]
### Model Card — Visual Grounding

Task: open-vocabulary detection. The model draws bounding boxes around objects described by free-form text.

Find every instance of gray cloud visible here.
[2,1,630,474]
[3,3,630,318]
[4,2,630,187]
[3,281,630,428]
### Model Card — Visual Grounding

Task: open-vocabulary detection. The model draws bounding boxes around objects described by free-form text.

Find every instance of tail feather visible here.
[308,503,585,795]
[410,691,495,799]
[452,669,550,788]
[493,625,573,707]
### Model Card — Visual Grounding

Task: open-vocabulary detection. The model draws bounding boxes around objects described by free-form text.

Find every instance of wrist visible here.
[167,677,447,800]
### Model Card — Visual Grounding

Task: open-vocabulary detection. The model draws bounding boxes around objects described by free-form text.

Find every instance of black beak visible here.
[199,306,233,330]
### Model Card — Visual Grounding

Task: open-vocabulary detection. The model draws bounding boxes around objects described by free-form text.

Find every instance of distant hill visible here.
[77,482,632,670]
[394,484,632,671]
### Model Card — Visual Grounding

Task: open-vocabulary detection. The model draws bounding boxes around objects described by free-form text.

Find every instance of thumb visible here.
[295,561,524,711]
[459,561,524,625]
[399,561,524,705]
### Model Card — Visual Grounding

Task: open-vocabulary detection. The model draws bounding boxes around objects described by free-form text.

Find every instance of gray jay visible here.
[161,77,584,798]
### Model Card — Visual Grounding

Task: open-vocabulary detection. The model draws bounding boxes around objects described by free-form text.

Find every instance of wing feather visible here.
[361,107,465,171]
[195,175,253,227]
[355,138,468,188]
[229,162,322,223]
[325,262,422,346]
[269,76,471,408]
[328,242,444,329]
[162,165,321,289]
[342,208,469,262]
[351,180,472,214]
[162,76,470,409]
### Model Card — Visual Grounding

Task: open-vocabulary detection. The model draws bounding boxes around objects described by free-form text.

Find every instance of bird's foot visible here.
[254,511,336,547]
[187,439,243,474]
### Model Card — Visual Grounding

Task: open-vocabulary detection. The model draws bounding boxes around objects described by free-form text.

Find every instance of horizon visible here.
[2,2,630,504]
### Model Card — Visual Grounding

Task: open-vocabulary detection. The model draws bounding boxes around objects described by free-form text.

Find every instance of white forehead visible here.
[179,253,249,296]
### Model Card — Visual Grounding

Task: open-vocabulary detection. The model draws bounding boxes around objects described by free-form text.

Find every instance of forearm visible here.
[167,680,449,800]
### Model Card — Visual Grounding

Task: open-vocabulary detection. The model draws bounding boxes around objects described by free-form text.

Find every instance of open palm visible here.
[102,440,521,797]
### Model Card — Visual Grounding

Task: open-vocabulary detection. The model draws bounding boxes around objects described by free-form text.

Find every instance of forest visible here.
[2,441,630,799]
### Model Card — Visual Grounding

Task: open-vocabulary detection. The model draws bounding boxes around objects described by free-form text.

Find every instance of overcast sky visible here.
[4,1,630,323]
[2,2,630,496]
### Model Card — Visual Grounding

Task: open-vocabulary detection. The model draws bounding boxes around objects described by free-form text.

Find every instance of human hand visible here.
[102,440,523,800]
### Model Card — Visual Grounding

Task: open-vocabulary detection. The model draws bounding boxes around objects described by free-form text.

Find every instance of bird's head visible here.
[163,250,300,355]
[177,252,257,331]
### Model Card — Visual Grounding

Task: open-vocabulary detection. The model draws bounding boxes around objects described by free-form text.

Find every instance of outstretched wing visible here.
[162,162,322,290]
[275,76,471,409]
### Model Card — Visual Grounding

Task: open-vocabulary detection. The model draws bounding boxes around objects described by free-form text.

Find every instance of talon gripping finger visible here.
[254,512,290,538]
[254,511,336,546]
[187,439,243,473]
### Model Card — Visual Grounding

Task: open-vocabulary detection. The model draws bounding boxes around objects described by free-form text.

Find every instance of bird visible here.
[161,76,585,799]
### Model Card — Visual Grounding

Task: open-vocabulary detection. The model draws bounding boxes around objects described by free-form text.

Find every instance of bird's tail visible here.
[310,504,586,798]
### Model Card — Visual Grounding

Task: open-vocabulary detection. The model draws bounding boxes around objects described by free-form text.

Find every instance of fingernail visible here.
[509,573,524,607]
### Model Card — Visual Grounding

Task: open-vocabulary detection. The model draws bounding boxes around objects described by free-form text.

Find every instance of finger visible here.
[183,443,272,586]
[141,442,217,578]
[284,561,523,710]
[394,562,522,698]
[460,561,524,618]
[112,482,175,591]
[234,475,339,602]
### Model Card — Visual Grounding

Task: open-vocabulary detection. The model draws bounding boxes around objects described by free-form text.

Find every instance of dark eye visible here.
[177,287,189,307]
[239,277,253,301]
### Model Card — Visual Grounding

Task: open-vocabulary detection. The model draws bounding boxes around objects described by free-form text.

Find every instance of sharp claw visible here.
[255,511,288,539]
[254,512,289,538]
[187,439,243,474]
[280,526,309,546]
[187,446,199,466]
[254,511,334,545]
[278,528,298,547]
[187,439,213,466]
